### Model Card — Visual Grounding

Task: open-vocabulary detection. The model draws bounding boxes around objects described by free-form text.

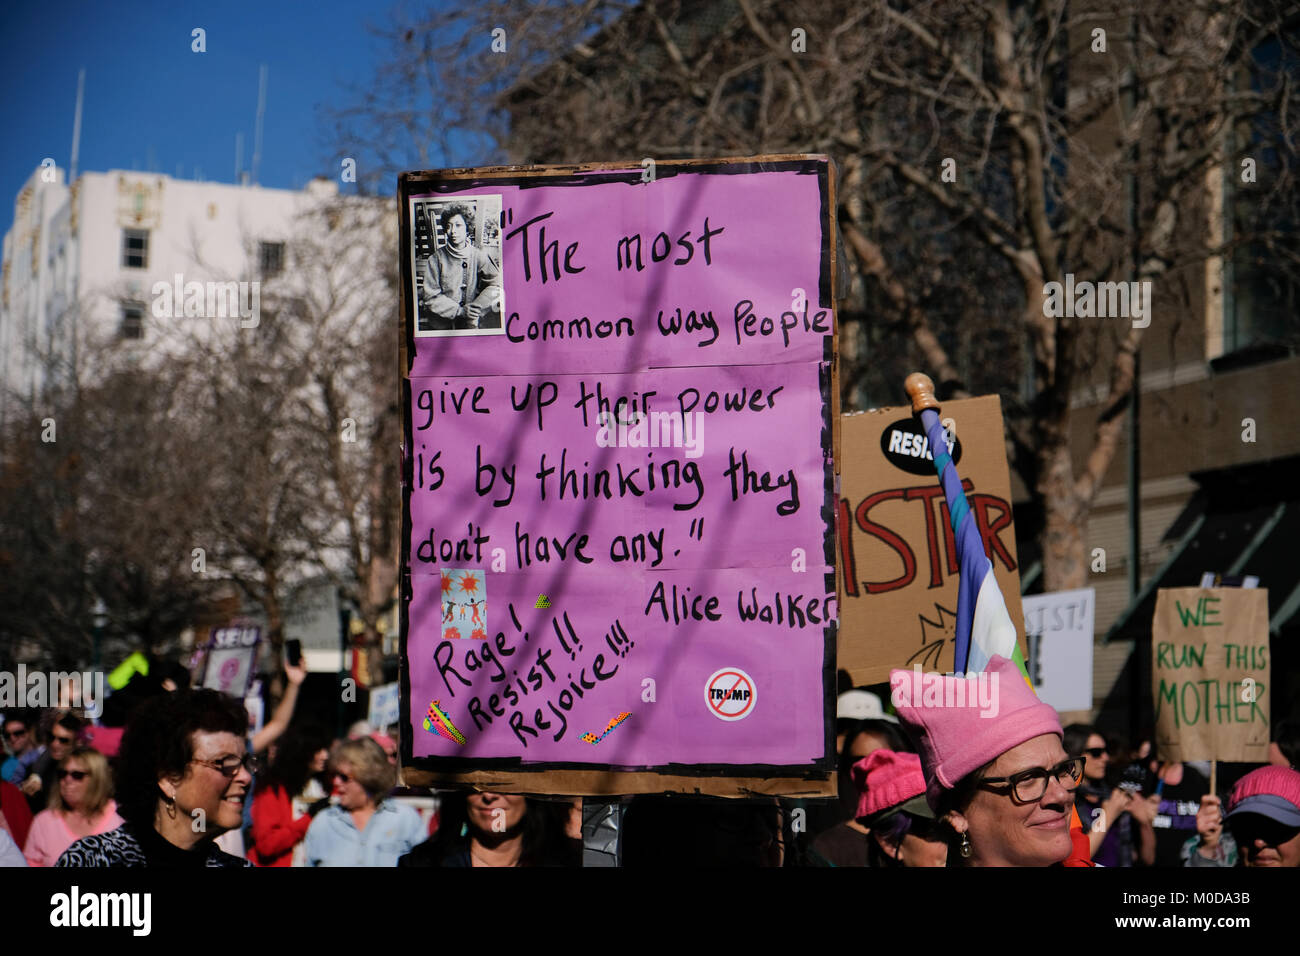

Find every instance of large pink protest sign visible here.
[398,158,838,794]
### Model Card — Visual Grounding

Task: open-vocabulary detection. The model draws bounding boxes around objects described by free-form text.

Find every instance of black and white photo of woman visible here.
[418,202,502,333]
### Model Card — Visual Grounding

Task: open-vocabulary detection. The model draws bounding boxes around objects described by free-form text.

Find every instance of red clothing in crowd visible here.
[0,780,34,850]
[247,784,313,867]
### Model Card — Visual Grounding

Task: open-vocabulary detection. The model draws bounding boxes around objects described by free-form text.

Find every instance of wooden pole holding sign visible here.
[904,372,941,412]
[397,156,839,797]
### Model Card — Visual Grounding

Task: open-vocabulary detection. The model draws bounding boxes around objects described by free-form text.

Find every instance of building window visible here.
[120,303,144,340]
[121,229,149,269]
[259,241,285,277]
[1219,35,1300,361]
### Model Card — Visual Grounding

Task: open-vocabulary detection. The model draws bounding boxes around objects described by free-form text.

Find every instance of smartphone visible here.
[286,639,302,667]
[1119,762,1154,795]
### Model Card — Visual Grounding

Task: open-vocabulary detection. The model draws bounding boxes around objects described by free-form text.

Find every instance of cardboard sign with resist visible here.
[836,395,1024,685]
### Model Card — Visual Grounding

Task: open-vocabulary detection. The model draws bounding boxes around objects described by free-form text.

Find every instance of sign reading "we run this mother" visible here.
[397,157,839,797]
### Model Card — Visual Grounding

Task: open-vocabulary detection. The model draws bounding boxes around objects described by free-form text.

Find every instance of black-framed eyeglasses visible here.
[191,753,259,777]
[978,756,1086,804]
[332,771,352,784]
[3,728,28,739]
[57,769,88,781]
[1083,747,1107,758]
[52,734,77,745]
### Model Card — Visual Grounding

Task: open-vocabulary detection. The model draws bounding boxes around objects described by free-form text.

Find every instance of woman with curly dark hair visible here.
[55,689,253,867]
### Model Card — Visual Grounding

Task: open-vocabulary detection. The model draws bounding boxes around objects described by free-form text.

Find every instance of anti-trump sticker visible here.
[705,667,756,721]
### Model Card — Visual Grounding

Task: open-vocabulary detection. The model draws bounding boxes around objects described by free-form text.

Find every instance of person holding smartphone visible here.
[1063,724,1156,866]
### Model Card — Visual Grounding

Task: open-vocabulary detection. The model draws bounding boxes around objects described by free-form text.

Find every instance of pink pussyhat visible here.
[851,749,929,821]
[1227,766,1300,826]
[369,732,397,759]
[890,655,1062,811]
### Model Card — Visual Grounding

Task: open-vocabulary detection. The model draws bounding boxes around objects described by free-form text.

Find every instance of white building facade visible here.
[1,165,348,422]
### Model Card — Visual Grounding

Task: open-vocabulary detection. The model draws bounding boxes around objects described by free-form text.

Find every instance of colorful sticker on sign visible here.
[440,568,487,640]
[423,700,467,745]
[580,712,631,745]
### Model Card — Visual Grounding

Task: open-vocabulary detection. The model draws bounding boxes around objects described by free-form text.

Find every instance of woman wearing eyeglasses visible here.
[55,689,254,867]
[303,737,425,866]
[24,747,122,866]
[891,655,1085,867]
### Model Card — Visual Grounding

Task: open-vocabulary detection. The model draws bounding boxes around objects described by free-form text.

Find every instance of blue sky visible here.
[0,0,426,233]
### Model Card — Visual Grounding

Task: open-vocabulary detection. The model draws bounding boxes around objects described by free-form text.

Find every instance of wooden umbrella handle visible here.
[904,372,941,414]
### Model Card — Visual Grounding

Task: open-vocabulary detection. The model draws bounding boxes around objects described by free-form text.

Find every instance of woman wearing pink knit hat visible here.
[890,655,1085,866]
[1189,765,1300,867]
[851,749,948,867]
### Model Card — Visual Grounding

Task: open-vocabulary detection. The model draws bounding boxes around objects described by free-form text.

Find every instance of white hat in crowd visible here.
[837,689,899,724]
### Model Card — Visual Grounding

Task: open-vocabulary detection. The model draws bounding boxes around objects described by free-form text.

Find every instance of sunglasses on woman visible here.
[191,753,260,777]
[57,769,88,781]
[1227,816,1300,848]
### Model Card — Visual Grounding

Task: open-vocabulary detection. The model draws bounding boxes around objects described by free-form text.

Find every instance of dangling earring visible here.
[959,831,972,858]
[164,795,178,820]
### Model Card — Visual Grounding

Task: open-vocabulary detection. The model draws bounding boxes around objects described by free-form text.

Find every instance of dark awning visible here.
[1104,456,1300,643]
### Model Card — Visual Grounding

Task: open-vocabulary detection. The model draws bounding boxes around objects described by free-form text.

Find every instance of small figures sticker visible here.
[440,568,486,640]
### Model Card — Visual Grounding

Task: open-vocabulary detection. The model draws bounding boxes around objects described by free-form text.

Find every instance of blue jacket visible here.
[303,800,425,867]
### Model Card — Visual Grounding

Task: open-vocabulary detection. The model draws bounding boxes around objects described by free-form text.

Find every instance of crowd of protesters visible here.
[0,657,579,868]
[3,654,1298,868]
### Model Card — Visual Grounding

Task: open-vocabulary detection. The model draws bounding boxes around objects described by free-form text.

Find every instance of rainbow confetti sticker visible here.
[580,712,631,745]
[422,699,466,745]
